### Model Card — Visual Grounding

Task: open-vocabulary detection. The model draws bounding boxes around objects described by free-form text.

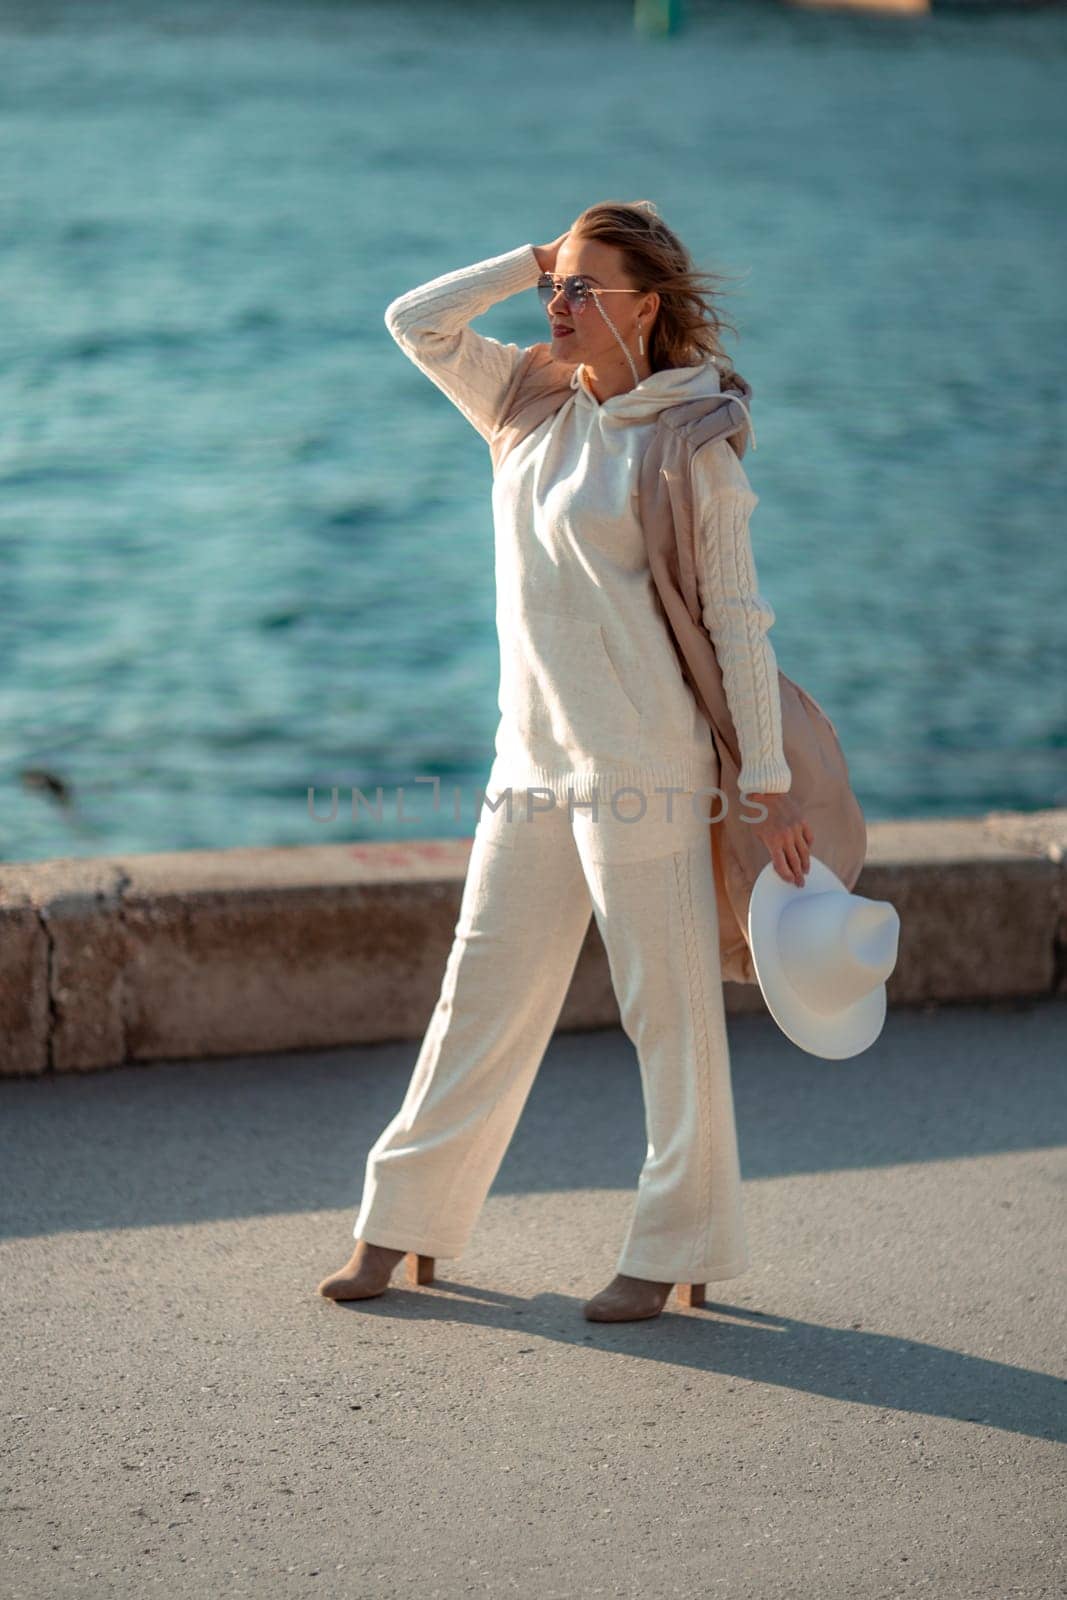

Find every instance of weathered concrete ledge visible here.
[1,808,1064,1078]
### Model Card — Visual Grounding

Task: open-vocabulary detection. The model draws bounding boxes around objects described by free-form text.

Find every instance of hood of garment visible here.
[570,354,725,422]
[568,353,756,453]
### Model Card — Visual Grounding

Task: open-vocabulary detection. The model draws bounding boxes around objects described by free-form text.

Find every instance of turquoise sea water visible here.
[1,0,1064,862]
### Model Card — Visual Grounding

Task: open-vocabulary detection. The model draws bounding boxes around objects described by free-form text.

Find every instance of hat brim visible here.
[747,855,887,1060]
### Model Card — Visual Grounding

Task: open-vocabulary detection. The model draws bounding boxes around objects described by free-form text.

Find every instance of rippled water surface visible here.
[2,0,1064,861]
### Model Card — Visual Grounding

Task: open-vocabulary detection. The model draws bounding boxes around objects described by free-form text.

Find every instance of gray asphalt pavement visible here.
[2,997,1065,1599]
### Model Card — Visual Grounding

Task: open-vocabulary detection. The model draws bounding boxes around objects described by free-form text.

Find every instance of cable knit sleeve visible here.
[384,243,543,444]
[692,444,793,795]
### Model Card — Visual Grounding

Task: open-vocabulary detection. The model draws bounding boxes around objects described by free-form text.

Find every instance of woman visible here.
[318,199,812,1322]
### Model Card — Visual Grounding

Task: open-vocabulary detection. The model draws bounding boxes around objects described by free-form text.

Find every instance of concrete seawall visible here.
[1,807,1064,1078]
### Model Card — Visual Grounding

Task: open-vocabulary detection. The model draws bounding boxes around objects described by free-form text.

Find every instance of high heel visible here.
[674,1281,706,1309]
[406,1252,435,1285]
[582,1272,707,1322]
[317,1241,434,1301]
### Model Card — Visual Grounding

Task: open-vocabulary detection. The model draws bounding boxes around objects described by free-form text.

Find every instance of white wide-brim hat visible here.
[747,854,901,1060]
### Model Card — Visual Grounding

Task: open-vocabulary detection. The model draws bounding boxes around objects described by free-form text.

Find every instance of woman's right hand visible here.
[533,231,569,274]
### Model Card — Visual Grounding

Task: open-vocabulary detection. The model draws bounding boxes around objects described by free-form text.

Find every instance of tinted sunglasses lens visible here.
[537,274,588,310]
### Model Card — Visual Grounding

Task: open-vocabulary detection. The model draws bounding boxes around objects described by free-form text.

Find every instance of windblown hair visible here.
[569,198,745,382]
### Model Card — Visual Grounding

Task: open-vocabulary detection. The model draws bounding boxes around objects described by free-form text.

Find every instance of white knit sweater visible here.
[384,243,792,802]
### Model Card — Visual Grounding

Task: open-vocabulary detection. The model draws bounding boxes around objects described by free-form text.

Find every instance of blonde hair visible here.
[569,198,745,382]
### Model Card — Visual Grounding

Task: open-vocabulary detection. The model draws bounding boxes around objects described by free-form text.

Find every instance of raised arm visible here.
[383,243,544,444]
[692,439,793,796]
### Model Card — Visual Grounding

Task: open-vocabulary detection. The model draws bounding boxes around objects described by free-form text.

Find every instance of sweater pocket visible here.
[502,608,643,766]
[597,624,644,727]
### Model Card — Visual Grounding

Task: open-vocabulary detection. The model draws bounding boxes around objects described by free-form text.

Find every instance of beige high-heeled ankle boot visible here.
[316,1240,436,1301]
[582,1272,706,1322]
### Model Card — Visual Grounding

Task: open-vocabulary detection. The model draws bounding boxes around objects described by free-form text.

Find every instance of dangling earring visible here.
[637,322,645,356]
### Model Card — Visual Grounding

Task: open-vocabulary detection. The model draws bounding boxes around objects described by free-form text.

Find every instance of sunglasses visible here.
[536,272,644,313]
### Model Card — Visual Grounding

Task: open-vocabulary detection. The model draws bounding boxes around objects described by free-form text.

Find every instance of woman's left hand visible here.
[746,791,814,887]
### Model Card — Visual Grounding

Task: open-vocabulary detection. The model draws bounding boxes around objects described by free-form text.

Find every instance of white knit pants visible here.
[352,771,751,1284]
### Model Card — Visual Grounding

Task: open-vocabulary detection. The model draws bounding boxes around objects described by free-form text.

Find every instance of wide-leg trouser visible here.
[352,771,751,1284]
